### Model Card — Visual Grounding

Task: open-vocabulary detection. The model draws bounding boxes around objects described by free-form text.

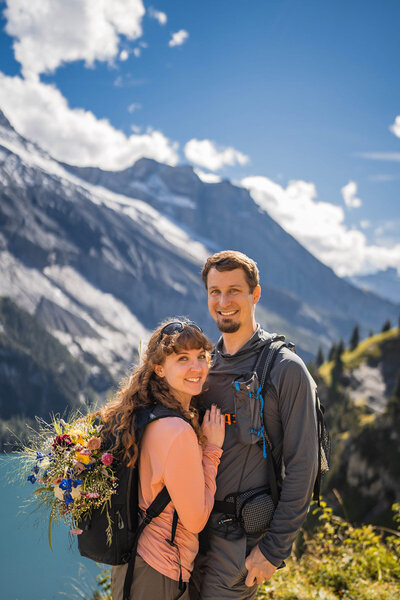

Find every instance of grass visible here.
[318,328,399,386]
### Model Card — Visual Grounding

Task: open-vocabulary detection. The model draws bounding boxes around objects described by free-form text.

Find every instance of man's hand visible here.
[244,544,277,587]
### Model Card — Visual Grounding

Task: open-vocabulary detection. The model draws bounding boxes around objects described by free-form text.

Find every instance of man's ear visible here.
[253,285,261,305]
[154,365,164,378]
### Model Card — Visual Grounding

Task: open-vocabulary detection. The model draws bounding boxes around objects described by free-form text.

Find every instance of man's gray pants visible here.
[189,534,258,600]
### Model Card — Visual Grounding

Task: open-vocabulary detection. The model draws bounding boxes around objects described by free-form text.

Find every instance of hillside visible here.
[0,297,113,449]
[317,328,400,524]
[1,108,399,380]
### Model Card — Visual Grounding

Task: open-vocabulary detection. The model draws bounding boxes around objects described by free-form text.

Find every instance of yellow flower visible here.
[75,452,91,465]
[70,432,84,445]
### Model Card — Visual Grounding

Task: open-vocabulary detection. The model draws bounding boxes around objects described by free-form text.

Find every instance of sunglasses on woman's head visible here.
[157,321,203,344]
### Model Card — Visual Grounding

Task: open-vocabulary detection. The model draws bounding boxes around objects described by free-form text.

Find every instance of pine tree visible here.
[369,329,374,338]
[381,319,391,333]
[349,325,360,351]
[316,346,325,367]
[328,343,336,362]
[337,338,345,356]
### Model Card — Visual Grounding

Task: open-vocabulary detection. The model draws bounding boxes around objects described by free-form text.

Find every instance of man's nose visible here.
[218,293,231,307]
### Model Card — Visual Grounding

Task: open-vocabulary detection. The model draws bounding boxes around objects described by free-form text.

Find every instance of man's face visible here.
[206,267,260,334]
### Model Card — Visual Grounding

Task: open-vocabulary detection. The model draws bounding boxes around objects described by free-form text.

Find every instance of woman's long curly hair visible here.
[97,319,213,468]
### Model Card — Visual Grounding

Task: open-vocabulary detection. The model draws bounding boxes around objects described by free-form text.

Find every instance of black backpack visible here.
[77,403,190,599]
[255,337,330,506]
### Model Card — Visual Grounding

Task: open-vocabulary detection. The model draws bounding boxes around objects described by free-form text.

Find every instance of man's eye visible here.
[209,290,219,296]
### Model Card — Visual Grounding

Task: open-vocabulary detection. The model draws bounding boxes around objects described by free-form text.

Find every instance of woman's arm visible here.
[163,422,223,533]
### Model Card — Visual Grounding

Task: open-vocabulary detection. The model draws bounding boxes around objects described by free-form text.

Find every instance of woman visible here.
[99,319,225,600]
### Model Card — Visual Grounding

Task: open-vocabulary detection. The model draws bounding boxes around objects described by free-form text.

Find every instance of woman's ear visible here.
[154,365,164,378]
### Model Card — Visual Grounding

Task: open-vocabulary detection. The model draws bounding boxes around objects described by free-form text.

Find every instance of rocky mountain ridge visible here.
[0,108,399,386]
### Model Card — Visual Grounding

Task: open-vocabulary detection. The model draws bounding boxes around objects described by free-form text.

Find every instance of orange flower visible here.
[87,437,101,451]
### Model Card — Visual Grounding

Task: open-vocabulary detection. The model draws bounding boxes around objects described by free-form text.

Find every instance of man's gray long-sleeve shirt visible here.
[199,326,319,566]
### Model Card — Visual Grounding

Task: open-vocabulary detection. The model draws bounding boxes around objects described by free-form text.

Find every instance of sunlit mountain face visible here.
[1,109,399,384]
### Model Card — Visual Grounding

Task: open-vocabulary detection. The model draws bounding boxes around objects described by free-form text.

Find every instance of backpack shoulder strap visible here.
[254,337,290,506]
[255,337,288,393]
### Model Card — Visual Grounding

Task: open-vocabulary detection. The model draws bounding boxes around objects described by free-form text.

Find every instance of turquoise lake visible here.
[0,456,104,600]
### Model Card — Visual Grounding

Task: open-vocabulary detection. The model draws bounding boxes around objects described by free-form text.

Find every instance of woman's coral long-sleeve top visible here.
[137,417,222,582]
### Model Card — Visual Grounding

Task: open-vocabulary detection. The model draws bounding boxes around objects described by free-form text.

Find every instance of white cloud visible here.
[389,115,400,138]
[368,174,398,182]
[194,169,222,183]
[0,74,179,169]
[4,0,145,78]
[148,7,167,26]
[169,29,189,47]
[119,49,129,61]
[341,181,362,208]
[360,220,370,229]
[242,175,400,277]
[358,152,400,162]
[133,47,141,58]
[185,138,249,171]
[127,103,142,113]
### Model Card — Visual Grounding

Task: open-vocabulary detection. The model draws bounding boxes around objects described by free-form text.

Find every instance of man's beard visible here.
[216,318,240,333]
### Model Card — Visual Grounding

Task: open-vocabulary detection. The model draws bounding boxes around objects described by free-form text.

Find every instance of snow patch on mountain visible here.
[0,252,150,374]
[81,181,210,264]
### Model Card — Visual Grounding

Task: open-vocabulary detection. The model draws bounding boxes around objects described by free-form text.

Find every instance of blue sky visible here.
[0,0,399,278]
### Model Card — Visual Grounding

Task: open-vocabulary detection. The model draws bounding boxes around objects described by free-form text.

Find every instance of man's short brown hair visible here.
[201,250,259,292]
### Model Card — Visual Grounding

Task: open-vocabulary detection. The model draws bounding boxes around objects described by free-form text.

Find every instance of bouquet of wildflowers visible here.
[23,414,117,547]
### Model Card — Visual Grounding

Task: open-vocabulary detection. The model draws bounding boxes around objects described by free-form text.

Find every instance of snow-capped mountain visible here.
[0,109,399,381]
[347,268,400,306]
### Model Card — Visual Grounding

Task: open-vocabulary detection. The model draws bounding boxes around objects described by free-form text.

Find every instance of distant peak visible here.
[0,109,14,130]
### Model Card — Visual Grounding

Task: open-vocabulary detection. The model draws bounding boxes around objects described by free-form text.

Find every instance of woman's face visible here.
[155,347,209,404]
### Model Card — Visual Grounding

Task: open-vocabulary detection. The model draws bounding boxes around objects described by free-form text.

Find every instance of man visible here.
[190,250,318,600]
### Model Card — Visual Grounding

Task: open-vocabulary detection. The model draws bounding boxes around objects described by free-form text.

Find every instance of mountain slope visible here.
[317,328,400,524]
[347,267,400,305]
[1,108,399,377]
[0,296,112,418]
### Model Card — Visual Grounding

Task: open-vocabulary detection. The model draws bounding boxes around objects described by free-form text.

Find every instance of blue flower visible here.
[33,466,40,474]
[36,452,44,460]
[59,478,72,491]
[27,475,37,484]
[72,479,83,487]
[64,493,74,507]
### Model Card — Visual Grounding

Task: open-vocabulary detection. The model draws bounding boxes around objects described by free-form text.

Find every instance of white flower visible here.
[54,485,64,501]
[71,485,83,500]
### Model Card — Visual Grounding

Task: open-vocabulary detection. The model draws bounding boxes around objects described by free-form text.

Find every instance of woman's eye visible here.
[177,356,188,362]
[198,354,206,360]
